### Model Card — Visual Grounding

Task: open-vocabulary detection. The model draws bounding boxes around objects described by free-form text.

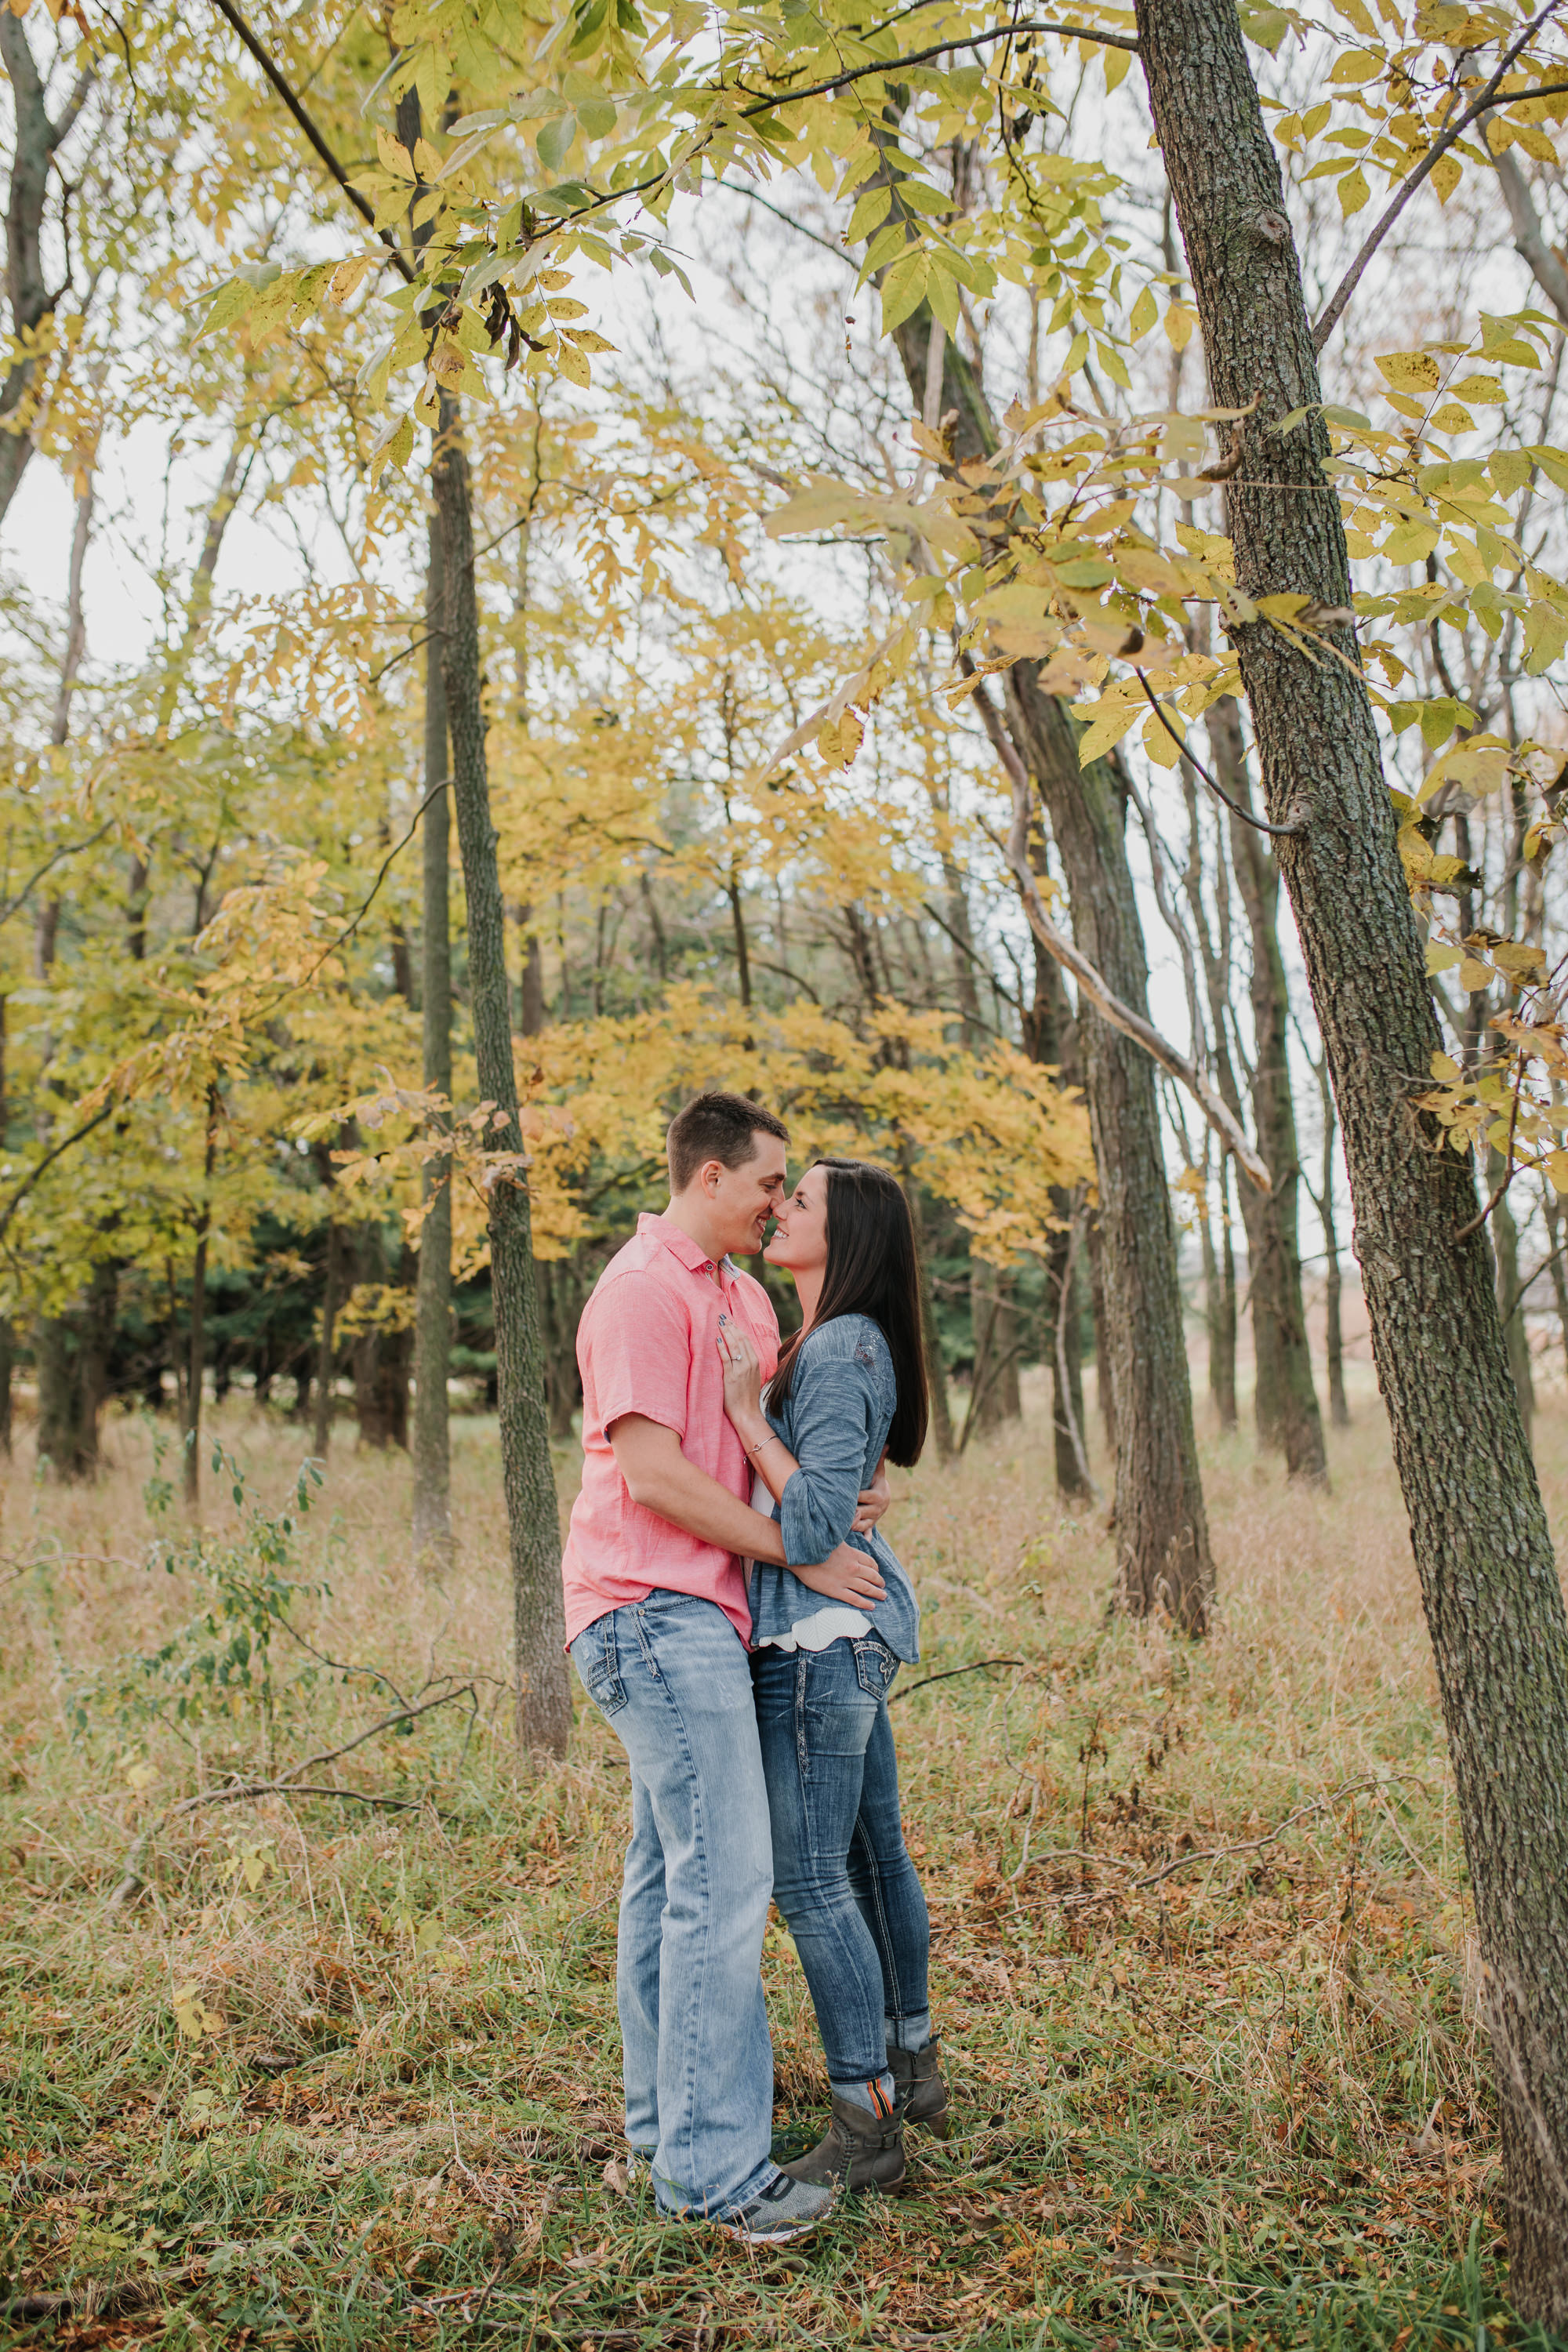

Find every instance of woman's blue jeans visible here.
[751,1633,930,2085]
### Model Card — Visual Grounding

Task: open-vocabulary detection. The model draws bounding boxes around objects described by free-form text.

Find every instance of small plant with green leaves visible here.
[66,1445,328,1753]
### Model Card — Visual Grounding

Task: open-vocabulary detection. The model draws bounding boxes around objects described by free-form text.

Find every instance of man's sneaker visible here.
[711,2169,834,2245]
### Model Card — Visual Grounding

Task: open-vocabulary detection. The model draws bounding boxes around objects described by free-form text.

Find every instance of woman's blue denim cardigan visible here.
[747,1312,920,1664]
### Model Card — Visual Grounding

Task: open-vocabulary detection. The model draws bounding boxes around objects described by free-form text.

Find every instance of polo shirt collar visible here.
[637,1210,733,1279]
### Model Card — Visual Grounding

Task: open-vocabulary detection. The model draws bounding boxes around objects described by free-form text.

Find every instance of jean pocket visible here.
[572,1616,628,1719]
[851,1633,898,1699]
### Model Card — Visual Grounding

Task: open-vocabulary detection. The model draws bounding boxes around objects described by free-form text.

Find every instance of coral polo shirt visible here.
[561,1211,780,1649]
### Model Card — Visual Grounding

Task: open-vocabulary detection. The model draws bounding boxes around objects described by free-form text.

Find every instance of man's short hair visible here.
[667,1091,789,1193]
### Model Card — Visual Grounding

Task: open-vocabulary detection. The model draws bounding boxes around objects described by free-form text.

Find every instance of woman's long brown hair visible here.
[768,1158,929,1467]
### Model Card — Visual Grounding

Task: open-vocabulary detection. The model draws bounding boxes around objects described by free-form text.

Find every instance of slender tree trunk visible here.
[1200,1145,1238,1432]
[1313,1050,1352,1428]
[313,1202,347,1460]
[891,307,1211,1630]
[412,514,454,1573]
[1142,3,1568,2313]
[902,1167,953,1461]
[432,393,568,1757]
[1209,698,1326,1481]
[182,1087,218,1506]
[0,1318,11,1458]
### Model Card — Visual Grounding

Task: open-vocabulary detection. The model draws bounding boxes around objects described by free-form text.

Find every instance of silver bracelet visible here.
[743,1432,781,1459]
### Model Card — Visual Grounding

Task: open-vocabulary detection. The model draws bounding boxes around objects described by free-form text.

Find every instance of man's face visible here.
[703,1133,789,1258]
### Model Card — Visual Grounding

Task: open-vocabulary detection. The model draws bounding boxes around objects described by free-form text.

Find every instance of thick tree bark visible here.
[353,1227,412,1450]
[35,1310,92,1478]
[1208,698,1327,1480]
[891,307,1211,1631]
[412,514,454,1572]
[432,394,568,1757]
[1491,1149,1535,1440]
[1140,2,1568,2317]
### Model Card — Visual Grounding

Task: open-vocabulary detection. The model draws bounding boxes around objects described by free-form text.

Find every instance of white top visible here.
[749,1475,871,1653]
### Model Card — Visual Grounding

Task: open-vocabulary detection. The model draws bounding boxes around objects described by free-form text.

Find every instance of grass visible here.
[2,1364,1566,2350]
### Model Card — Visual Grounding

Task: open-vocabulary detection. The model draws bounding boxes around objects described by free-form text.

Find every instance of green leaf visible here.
[537,113,576,171]
[925,258,960,332]
[880,249,930,334]
[848,184,891,243]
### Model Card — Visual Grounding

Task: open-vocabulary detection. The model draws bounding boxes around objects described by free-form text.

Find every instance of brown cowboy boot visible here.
[887,2039,950,2139]
[780,2088,906,2194]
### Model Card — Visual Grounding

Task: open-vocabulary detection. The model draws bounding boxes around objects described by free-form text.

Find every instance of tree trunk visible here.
[412,513,454,1572]
[1314,1051,1352,1428]
[1024,910,1092,1501]
[967,1267,1019,1438]
[313,1208,348,1460]
[1200,1148,1238,1433]
[1491,1151,1535,1442]
[182,1090,219,1507]
[902,1169,953,1461]
[890,306,1211,1632]
[1084,1207,1116,1457]
[353,1227,412,1450]
[432,393,568,1758]
[1141,2,1568,2314]
[35,1312,92,1479]
[1209,698,1327,1480]
[0,16,93,526]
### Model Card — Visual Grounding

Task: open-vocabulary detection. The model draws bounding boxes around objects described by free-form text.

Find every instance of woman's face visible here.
[764,1163,830,1279]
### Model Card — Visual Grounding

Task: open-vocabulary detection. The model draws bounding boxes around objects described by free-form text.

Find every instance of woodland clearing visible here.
[0,1365,1553,2351]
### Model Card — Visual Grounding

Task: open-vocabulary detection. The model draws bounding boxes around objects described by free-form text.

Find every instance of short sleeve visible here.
[579,1272,691,1441]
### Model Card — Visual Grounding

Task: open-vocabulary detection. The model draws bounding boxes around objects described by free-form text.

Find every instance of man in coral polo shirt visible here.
[563,1091,887,2244]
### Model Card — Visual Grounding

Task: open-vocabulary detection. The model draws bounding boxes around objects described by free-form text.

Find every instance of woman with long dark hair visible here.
[717,1156,949,2193]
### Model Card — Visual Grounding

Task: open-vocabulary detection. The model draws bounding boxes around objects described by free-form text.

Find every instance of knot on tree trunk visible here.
[1252,208,1290,247]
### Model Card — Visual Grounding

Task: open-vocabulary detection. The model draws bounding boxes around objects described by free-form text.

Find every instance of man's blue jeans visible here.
[751,1632,930,2085]
[571,1592,777,2219]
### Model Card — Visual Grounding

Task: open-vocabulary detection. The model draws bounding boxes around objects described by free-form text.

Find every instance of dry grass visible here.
[1,1364,1563,2350]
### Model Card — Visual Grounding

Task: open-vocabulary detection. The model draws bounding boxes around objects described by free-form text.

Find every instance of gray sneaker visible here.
[712,2168,834,2245]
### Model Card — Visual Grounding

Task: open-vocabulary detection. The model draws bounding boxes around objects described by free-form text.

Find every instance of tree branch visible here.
[205,0,415,285]
[1313,4,1568,353]
[966,667,1273,1190]
[0,1102,115,1247]
[1490,143,1568,325]
[0,819,114,929]
[1134,675,1305,837]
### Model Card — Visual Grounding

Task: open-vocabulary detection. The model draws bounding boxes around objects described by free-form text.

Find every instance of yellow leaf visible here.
[1430,402,1475,435]
[1548,1148,1568,1195]
[1425,940,1463,975]
[556,339,592,388]
[1338,166,1370,217]
[1329,48,1383,81]
[1375,350,1440,392]
[376,129,416,180]
[328,254,376,307]
[1431,154,1463,203]
[413,136,445,180]
[1446,372,1504,404]
[1490,449,1532,498]
[1430,1051,1461,1080]
[1129,285,1157,343]
[1458,956,1493,990]
[1164,302,1196,351]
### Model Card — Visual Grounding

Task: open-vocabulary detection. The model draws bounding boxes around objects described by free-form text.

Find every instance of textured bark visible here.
[1025,914,1092,1499]
[352,1228,412,1450]
[432,394,568,1758]
[1208,699,1327,1479]
[1490,1152,1535,1440]
[412,515,454,1573]
[35,1310,93,1479]
[0,1318,11,1457]
[313,1205,348,1460]
[1085,1209,1116,1455]
[1140,2,1568,2316]
[890,307,1210,1631]
[1202,1151,1239,1432]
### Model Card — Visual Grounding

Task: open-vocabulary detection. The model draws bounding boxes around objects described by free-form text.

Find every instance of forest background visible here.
[6,0,1568,2343]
